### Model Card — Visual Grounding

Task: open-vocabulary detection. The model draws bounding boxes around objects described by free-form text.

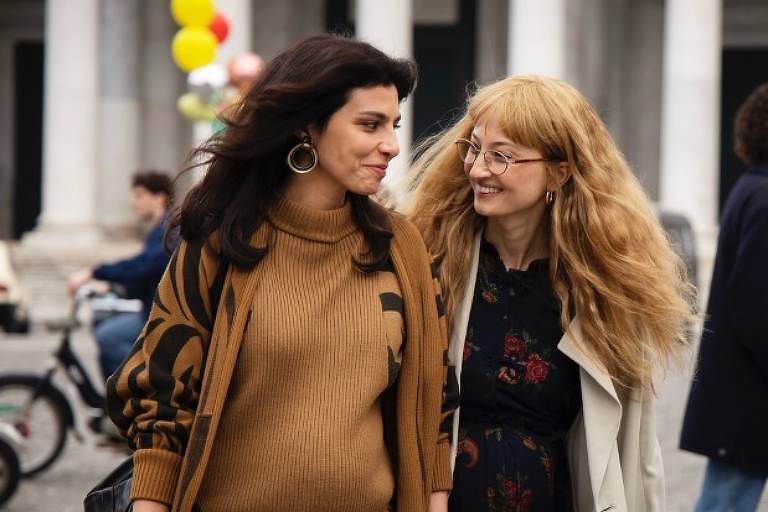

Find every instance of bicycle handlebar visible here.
[44,285,142,332]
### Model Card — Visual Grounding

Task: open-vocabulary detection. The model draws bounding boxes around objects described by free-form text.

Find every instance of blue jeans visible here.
[694,458,767,512]
[93,312,145,382]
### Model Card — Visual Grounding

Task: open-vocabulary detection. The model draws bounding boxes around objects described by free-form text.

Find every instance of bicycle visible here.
[0,286,140,477]
[0,421,21,507]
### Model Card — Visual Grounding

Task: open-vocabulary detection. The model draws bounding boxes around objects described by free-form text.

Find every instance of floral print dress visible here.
[448,239,582,512]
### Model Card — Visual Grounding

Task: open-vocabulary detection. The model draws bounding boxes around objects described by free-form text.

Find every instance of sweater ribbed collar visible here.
[270,196,356,243]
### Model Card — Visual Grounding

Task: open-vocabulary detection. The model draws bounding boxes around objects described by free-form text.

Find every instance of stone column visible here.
[140,0,188,177]
[215,0,252,64]
[659,0,722,267]
[28,0,100,244]
[98,0,142,234]
[507,0,567,78]
[356,0,413,201]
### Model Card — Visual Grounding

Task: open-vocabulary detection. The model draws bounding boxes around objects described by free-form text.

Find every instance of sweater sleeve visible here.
[105,237,222,505]
[391,215,456,491]
[430,259,458,491]
[639,387,665,511]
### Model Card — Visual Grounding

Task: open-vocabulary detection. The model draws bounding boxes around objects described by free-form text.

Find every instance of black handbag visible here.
[83,457,133,512]
[83,259,229,512]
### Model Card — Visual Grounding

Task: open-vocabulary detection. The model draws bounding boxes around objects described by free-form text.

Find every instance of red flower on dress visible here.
[520,489,533,512]
[481,289,498,303]
[503,335,527,360]
[458,436,479,469]
[524,353,550,383]
[500,478,519,500]
[463,344,472,362]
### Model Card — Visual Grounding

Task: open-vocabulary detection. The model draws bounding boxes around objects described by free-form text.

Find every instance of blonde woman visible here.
[406,75,694,512]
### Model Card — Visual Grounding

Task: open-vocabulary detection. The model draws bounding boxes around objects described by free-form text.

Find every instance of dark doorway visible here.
[325,0,477,145]
[13,41,45,239]
[719,48,768,215]
[412,2,476,142]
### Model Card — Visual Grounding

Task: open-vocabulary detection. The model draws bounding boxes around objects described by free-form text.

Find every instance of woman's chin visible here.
[473,198,496,217]
[349,182,381,197]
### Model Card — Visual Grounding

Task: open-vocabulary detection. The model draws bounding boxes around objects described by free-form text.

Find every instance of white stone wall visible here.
[138,0,190,190]
[98,0,142,233]
[475,0,508,86]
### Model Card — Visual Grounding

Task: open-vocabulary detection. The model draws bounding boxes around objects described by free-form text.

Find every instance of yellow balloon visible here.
[170,0,215,27]
[172,27,217,72]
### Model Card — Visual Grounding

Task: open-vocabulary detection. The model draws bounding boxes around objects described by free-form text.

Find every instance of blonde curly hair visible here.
[405,75,696,390]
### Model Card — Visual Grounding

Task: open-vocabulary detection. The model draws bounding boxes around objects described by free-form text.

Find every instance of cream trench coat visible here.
[448,233,665,512]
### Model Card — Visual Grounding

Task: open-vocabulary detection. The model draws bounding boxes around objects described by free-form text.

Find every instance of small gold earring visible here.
[545,191,555,204]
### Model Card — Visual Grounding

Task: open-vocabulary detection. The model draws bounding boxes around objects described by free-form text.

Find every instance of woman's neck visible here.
[484,214,549,271]
[284,169,346,210]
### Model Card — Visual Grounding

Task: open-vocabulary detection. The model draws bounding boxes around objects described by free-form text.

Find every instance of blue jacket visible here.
[680,166,768,474]
[92,217,172,318]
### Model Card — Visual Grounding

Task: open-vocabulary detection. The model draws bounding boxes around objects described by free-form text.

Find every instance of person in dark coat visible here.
[68,171,174,381]
[680,82,768,511]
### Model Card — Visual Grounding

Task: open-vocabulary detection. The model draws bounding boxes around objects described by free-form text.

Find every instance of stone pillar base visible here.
[21,222,105,249]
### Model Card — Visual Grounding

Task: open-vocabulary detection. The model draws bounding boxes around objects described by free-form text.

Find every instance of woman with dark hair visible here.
[106,35,453,512]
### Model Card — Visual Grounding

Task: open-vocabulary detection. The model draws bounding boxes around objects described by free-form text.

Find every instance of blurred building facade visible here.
[1,0,767,254]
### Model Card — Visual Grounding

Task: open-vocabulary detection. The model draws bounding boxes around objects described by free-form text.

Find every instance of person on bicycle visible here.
[68,171,174,382]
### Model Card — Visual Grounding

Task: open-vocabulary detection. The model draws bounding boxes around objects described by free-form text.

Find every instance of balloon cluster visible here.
[170,0,229,72]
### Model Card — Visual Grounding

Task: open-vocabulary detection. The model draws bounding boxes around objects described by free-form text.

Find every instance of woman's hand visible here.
[429,490,449,512]
[132,499,169,512]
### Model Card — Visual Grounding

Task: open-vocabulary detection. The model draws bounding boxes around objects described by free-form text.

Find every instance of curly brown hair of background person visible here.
[734,82,768,166]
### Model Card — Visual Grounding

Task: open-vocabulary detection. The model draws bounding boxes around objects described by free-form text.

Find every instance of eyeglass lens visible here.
[455,140,508,174]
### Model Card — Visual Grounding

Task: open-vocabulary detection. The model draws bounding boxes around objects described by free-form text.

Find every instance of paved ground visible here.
[0,327,765,511]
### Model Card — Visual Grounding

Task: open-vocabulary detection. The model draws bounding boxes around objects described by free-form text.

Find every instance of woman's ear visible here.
[553,161,571,189]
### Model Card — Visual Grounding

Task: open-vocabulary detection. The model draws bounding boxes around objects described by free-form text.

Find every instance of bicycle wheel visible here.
[0,376,69,477]
[0,437,20,507]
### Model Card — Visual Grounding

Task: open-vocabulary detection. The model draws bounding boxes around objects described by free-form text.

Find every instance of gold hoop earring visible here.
[287,136,317,174]
[545,191,555,205]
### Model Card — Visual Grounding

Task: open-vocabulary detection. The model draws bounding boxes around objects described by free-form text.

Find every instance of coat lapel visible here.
[448,231,481,468]
[558,320,623,505]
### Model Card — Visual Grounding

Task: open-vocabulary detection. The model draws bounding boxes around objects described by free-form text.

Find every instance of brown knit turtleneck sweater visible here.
[196,197,404,511]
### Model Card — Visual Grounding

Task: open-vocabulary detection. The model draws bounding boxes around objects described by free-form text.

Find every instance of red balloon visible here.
[208,13,229,43]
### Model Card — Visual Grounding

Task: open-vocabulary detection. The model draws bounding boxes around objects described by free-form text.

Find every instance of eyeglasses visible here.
[454,139,553,175]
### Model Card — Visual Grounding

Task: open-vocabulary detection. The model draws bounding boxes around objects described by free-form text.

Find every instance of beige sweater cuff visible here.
[130,449,183,506]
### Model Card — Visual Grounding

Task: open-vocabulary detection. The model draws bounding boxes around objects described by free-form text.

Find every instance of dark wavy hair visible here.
[735,82,768,166]
[169,35,417,271]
